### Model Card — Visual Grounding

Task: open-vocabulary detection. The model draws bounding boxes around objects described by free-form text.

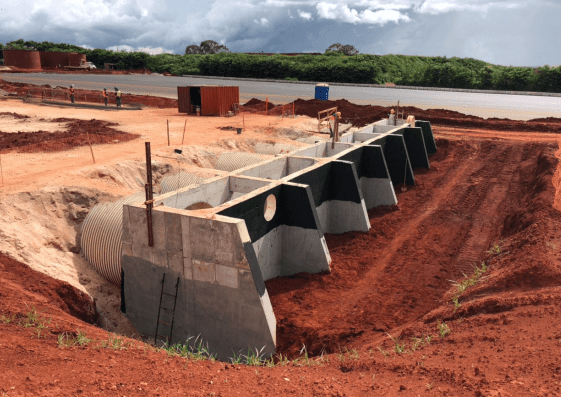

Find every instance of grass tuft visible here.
[437,320,451,338]
[449,262,488,311]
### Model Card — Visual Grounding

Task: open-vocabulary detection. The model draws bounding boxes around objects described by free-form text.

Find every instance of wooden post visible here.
[293,102,295,118]
[265,95,268,115]
[281,104,284,120]
[167,119,170,146]
[85,131,96,164]
[181,119,187,145]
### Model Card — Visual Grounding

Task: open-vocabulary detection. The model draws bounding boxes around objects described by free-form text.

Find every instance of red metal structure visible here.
[39,52,86,67]
[178,86,239,116]
[3,50,42,70]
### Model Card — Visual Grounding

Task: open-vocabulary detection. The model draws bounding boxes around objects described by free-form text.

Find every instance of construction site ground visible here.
[1,79,561,396]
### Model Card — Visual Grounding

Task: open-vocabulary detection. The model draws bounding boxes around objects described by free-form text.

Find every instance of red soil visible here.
[243,98,561,131]
[0,78,178,109]
[0,115,138,153]
[1,79,561,395]
[2,133,560,396]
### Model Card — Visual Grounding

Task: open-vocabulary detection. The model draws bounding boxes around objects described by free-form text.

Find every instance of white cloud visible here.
[106,45,173,54]
[297,9,313,20]
[316,3,410,24]
[414,0,523,15]
[254,17,269,25]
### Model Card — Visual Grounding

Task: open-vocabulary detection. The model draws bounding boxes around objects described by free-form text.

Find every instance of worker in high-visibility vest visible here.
[102,88,108,106]
[115,87,122,107]
[69,85,75,104]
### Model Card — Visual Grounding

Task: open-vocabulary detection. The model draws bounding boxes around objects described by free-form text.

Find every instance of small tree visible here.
[185,45,202,55]
[340,45,359,56]
[199,40,230,54]
[325,43,359,56]
[325,43,343,53]
[185,40,230,55]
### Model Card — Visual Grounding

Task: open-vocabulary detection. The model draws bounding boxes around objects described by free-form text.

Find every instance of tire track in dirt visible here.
[448,144,524,276]
[340,143,517,335]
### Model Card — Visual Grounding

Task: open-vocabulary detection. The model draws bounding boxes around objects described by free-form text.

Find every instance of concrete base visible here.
[252,225,331,281]
[360,177,398,207]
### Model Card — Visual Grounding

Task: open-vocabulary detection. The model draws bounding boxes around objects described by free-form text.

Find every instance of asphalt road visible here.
[3,73,561,120]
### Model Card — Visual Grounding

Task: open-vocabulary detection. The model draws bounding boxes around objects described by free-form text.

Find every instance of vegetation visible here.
[449,261,488,312]
[325,43,359,56]
[185,40,230,55]
[3,39,561,92]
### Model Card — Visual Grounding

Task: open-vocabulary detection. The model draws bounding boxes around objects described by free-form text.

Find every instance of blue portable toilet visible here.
[315,83,329,100]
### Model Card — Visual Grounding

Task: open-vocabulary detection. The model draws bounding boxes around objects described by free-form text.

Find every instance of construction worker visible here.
[115,87,122,108]
[389,108,396,125]
[102,88,108,106]
[69,84,75,104]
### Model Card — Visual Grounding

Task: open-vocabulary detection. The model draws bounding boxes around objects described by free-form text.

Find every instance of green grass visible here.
[0,314,15,324]
[449,262,488,312]
[437,320,451,338]
[57,330,93,347]
[160,334,217,362]
[486,241,502,255]
[386,333,408,354]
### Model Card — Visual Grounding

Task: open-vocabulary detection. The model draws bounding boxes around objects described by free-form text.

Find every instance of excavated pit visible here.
[265,137,558,358]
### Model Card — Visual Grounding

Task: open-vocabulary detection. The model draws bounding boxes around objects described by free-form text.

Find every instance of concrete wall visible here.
[122,206,276,361]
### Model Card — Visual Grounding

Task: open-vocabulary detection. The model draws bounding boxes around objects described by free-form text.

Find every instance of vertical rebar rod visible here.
[167,120,170,146]
[145,142,154,247]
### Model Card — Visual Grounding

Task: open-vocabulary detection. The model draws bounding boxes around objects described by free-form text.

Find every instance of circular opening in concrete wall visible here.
[264,194,276,221]
[185,202,213,210]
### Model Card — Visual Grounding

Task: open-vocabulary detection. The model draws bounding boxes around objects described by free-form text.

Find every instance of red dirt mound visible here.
[0,118,138,153]
[0,112,29,119]
[0,253,97,324]
[243,97,561,132]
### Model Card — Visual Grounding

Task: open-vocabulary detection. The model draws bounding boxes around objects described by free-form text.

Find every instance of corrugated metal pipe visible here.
[215,152,269,172]
[159,172,206,194]
[80,192,147,285]
[255,143,298,155]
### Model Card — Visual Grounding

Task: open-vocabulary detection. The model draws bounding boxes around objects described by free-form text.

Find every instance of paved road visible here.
[3,73,561,120]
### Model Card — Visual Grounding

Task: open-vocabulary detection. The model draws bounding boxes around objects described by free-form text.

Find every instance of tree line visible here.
[2,39,561,93]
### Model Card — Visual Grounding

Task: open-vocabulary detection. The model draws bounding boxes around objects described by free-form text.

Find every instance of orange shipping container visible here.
[177,86,239,116]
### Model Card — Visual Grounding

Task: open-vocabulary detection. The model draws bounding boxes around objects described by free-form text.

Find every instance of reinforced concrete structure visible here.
[118,118,436,360]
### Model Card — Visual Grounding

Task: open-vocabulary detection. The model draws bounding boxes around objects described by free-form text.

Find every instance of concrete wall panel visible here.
[416,121,437,155]
[403,127,430,169]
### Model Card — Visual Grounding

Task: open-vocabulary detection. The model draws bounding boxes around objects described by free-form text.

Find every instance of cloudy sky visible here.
[1,0,559,66]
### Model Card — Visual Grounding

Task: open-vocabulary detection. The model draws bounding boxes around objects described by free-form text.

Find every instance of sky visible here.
[1,0,560,66]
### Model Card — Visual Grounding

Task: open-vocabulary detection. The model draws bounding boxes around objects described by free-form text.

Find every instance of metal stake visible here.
[145,142,154,247]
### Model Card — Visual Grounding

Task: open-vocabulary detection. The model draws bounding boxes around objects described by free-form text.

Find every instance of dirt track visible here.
[1,78,561,396]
